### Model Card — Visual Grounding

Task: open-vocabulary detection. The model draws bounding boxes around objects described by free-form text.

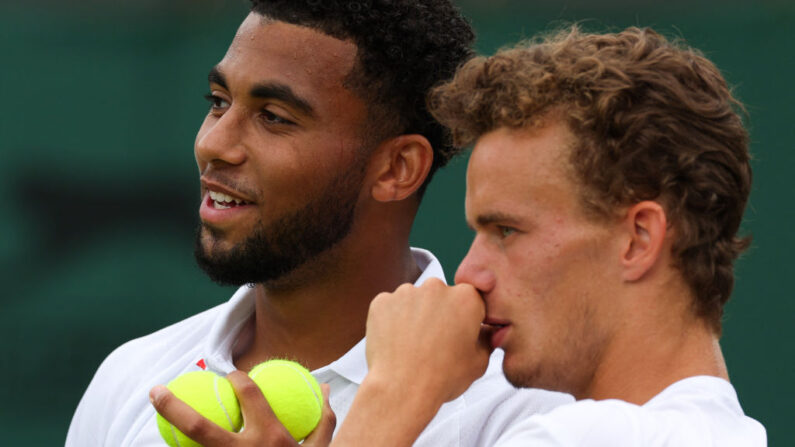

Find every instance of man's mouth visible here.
[482,318,510,349]
[482,322,508,330]
[482,317,509,330]
[208,190,253,210]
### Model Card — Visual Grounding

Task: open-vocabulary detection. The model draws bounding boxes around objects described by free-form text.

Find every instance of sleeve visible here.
[64,302,227,446]
[65,343,137,446]
[65,383,103,447]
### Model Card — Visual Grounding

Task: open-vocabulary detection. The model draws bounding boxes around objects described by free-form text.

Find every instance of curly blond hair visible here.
[429,26,751,333]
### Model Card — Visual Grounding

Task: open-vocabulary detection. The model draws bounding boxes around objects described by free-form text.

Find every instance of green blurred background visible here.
[2,0,792,444]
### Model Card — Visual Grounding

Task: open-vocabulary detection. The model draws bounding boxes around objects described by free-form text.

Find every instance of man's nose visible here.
[454,237,496,294]
[195,109,247,167]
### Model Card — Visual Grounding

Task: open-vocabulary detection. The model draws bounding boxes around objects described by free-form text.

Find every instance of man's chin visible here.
[502,355,542,390]
[199,223,235,246]
[193,229,253,286]
[198,240,234,260]
[199,225,254,255]
[503,368,529,389]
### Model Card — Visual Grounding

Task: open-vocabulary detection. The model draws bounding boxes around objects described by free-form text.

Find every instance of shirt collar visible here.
[202,247,447,381]
[315,247,447,385]
[203,285,257,374]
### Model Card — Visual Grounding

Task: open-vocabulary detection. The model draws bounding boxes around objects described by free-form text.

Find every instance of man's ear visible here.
[621,201,668,282]
[369,134,433,202]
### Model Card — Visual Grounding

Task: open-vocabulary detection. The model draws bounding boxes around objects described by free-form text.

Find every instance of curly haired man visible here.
[329,26,766,446]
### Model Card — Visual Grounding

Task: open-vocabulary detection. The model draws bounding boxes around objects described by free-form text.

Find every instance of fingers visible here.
[450,282,488,324]
[225,371,296,445]
[150,385,235,446]
[151,373,330,447]
[225,371,279,429]
[304,384,336,446]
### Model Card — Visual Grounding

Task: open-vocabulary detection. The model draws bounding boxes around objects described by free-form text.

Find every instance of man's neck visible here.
[585,286,729,405]
[233,240,421,372]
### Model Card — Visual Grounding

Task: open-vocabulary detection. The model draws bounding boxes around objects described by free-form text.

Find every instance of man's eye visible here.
[498,226,516,238]
[203,94,229,110]
[261,109,295,126]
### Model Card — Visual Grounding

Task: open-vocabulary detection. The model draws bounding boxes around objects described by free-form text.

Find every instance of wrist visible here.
[331,371,444,447]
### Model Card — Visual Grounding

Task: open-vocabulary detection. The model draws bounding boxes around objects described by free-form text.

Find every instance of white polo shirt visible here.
[66,248,573,446]
[494,376,766,446]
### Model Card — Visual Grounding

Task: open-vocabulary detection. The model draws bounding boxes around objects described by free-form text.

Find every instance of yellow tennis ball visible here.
[249,359,323,441]
[156,370,243,447]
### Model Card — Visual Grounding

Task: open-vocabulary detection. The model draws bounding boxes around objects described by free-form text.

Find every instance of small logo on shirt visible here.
[196,358,207,370]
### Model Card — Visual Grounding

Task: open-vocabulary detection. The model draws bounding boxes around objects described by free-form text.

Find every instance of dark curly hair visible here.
[249,0,474,195]
[429,26,751,334]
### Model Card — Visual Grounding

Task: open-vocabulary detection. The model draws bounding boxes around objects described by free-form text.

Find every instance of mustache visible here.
[200,172,260,199]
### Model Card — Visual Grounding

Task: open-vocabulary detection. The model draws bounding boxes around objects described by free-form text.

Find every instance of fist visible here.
[365,278,491,404]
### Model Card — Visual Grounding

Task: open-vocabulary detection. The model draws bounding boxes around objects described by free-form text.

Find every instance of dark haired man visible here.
[322,26,767,446]
[65,1,570,446]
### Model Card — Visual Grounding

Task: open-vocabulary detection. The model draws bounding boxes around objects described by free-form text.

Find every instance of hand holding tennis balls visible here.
[155,371,243,447]
[151,359,328,447]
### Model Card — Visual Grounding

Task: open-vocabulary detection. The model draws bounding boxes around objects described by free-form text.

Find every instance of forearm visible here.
[331,373,444,447]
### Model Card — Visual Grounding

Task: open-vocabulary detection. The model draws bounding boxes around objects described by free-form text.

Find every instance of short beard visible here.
[502,304,604,397]
[194,160,366,287]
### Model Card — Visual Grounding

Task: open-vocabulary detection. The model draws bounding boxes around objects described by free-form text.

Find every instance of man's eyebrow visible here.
[208,66,227,89]
[250,83,315,117]
[474,212,522,228]
[207,66,315,118]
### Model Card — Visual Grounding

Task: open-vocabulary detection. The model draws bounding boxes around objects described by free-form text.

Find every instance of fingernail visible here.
[150,385,167,405]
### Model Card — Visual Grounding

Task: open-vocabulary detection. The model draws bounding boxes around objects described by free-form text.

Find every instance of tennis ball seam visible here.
[157,371,243,447]
[213,375,240,431]
[283,362,323,412]
[169,424,182,447]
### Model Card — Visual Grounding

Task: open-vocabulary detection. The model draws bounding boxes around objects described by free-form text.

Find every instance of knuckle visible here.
[395,282,415,293]
[452,282,476,295]
[372,291,389,305]
[326,408,338,428]
[227,370,247,381]
[182,417,210,439]
[369,293,388,314]
[265,431,295,447]
[236,380,264,401]
[423,277,445,289]
[277,437,295,447]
